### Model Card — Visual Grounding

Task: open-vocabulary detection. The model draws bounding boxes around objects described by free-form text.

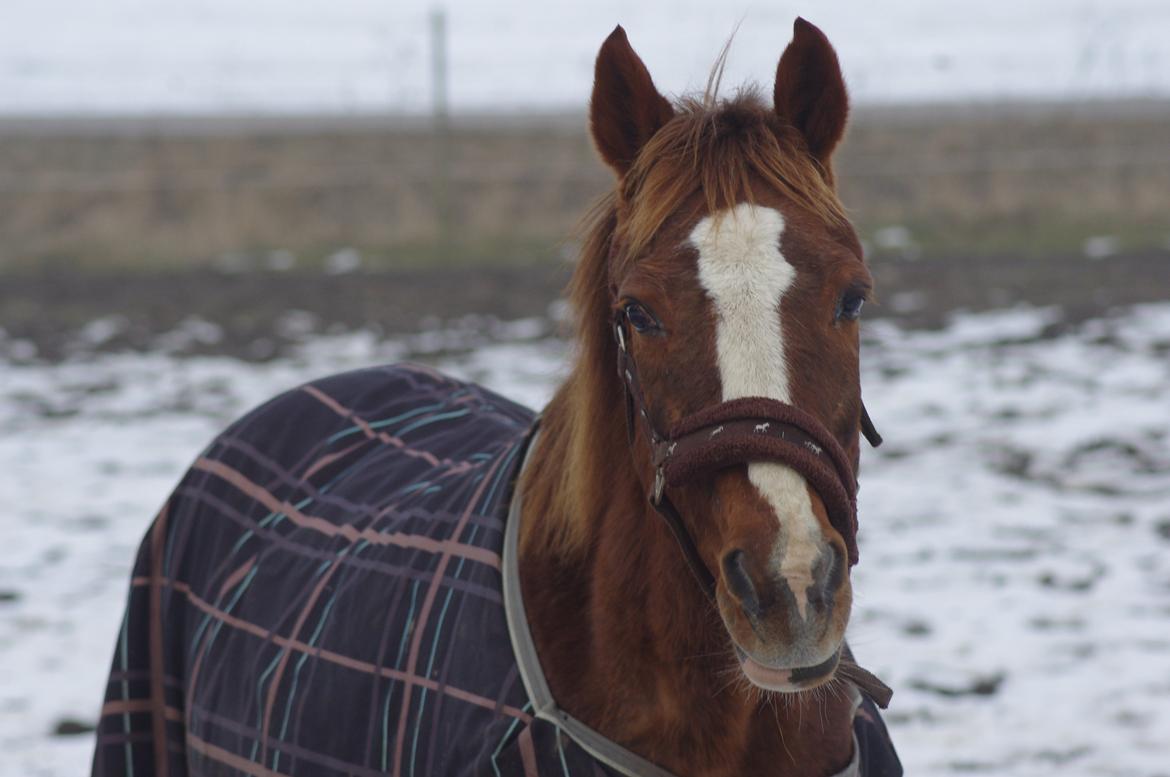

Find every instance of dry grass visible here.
[0,101,1168,268]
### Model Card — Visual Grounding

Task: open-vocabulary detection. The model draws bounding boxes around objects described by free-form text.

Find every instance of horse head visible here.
[590,19,872,694]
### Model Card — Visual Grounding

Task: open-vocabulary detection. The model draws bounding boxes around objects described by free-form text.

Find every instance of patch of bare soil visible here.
[2,248,1166,361]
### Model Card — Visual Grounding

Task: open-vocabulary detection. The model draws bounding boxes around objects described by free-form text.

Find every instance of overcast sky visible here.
[2,0,1168,114]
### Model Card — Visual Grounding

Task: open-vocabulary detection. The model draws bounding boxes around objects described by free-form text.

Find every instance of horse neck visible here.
[517,362,856,776]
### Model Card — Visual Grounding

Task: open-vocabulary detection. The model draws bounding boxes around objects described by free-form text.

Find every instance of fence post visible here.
[430,7,452,258]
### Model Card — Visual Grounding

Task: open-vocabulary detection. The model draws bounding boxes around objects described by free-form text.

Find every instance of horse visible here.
[92,18,901,777]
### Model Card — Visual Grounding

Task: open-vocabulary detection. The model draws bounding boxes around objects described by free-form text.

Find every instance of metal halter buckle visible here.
[652,466,665,504]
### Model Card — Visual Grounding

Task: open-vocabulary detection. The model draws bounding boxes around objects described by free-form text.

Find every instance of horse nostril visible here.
[721,549,761,619]
[808,543,846,610]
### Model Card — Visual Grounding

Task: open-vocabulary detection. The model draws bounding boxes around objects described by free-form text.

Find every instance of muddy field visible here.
[3,246,1168,362]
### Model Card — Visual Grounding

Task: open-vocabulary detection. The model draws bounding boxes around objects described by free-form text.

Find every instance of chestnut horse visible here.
[92,17,899,777]
[517,19,897,777]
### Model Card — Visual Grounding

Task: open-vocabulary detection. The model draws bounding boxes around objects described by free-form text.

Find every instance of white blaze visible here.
[691,203,822,619]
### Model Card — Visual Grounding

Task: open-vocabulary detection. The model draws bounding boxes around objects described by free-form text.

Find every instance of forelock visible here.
[614,90,848,271]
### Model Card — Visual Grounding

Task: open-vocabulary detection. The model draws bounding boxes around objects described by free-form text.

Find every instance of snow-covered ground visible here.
[2,0,1169,115]
[2,303,1170,776]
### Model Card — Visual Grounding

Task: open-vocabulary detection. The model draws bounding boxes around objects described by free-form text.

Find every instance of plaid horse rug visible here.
[92,363,900,777]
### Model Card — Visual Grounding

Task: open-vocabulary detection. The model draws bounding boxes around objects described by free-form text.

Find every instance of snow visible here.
[2,0,1170,115]
[2,303,1170,775]
[854,305,1170,775]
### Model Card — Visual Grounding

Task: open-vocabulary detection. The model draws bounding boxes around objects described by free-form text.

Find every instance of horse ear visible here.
[590,26,675,177]
[773,18,849,173]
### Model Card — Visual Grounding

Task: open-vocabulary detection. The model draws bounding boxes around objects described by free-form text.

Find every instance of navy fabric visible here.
[91,363,900,776]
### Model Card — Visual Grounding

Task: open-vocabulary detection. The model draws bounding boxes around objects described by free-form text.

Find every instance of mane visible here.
[520,91,848,557]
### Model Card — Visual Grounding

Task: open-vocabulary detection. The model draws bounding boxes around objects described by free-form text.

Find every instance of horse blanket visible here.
[91,363,901,777]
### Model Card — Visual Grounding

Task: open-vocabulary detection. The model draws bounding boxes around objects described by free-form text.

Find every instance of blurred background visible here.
[2,1,1169,775]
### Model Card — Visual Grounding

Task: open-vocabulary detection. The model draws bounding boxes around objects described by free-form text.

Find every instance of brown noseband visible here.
[614,315,879,575]
[652,396,861,564]
[614,314,893,707]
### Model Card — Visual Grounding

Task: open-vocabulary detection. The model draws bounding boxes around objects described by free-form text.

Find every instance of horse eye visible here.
[837,293,865,321]
[624,301,660,333]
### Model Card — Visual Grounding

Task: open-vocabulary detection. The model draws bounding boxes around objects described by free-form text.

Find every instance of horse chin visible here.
[733,643,842,693]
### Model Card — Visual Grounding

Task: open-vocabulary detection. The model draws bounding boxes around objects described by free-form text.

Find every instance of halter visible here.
[613,313,893,707]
